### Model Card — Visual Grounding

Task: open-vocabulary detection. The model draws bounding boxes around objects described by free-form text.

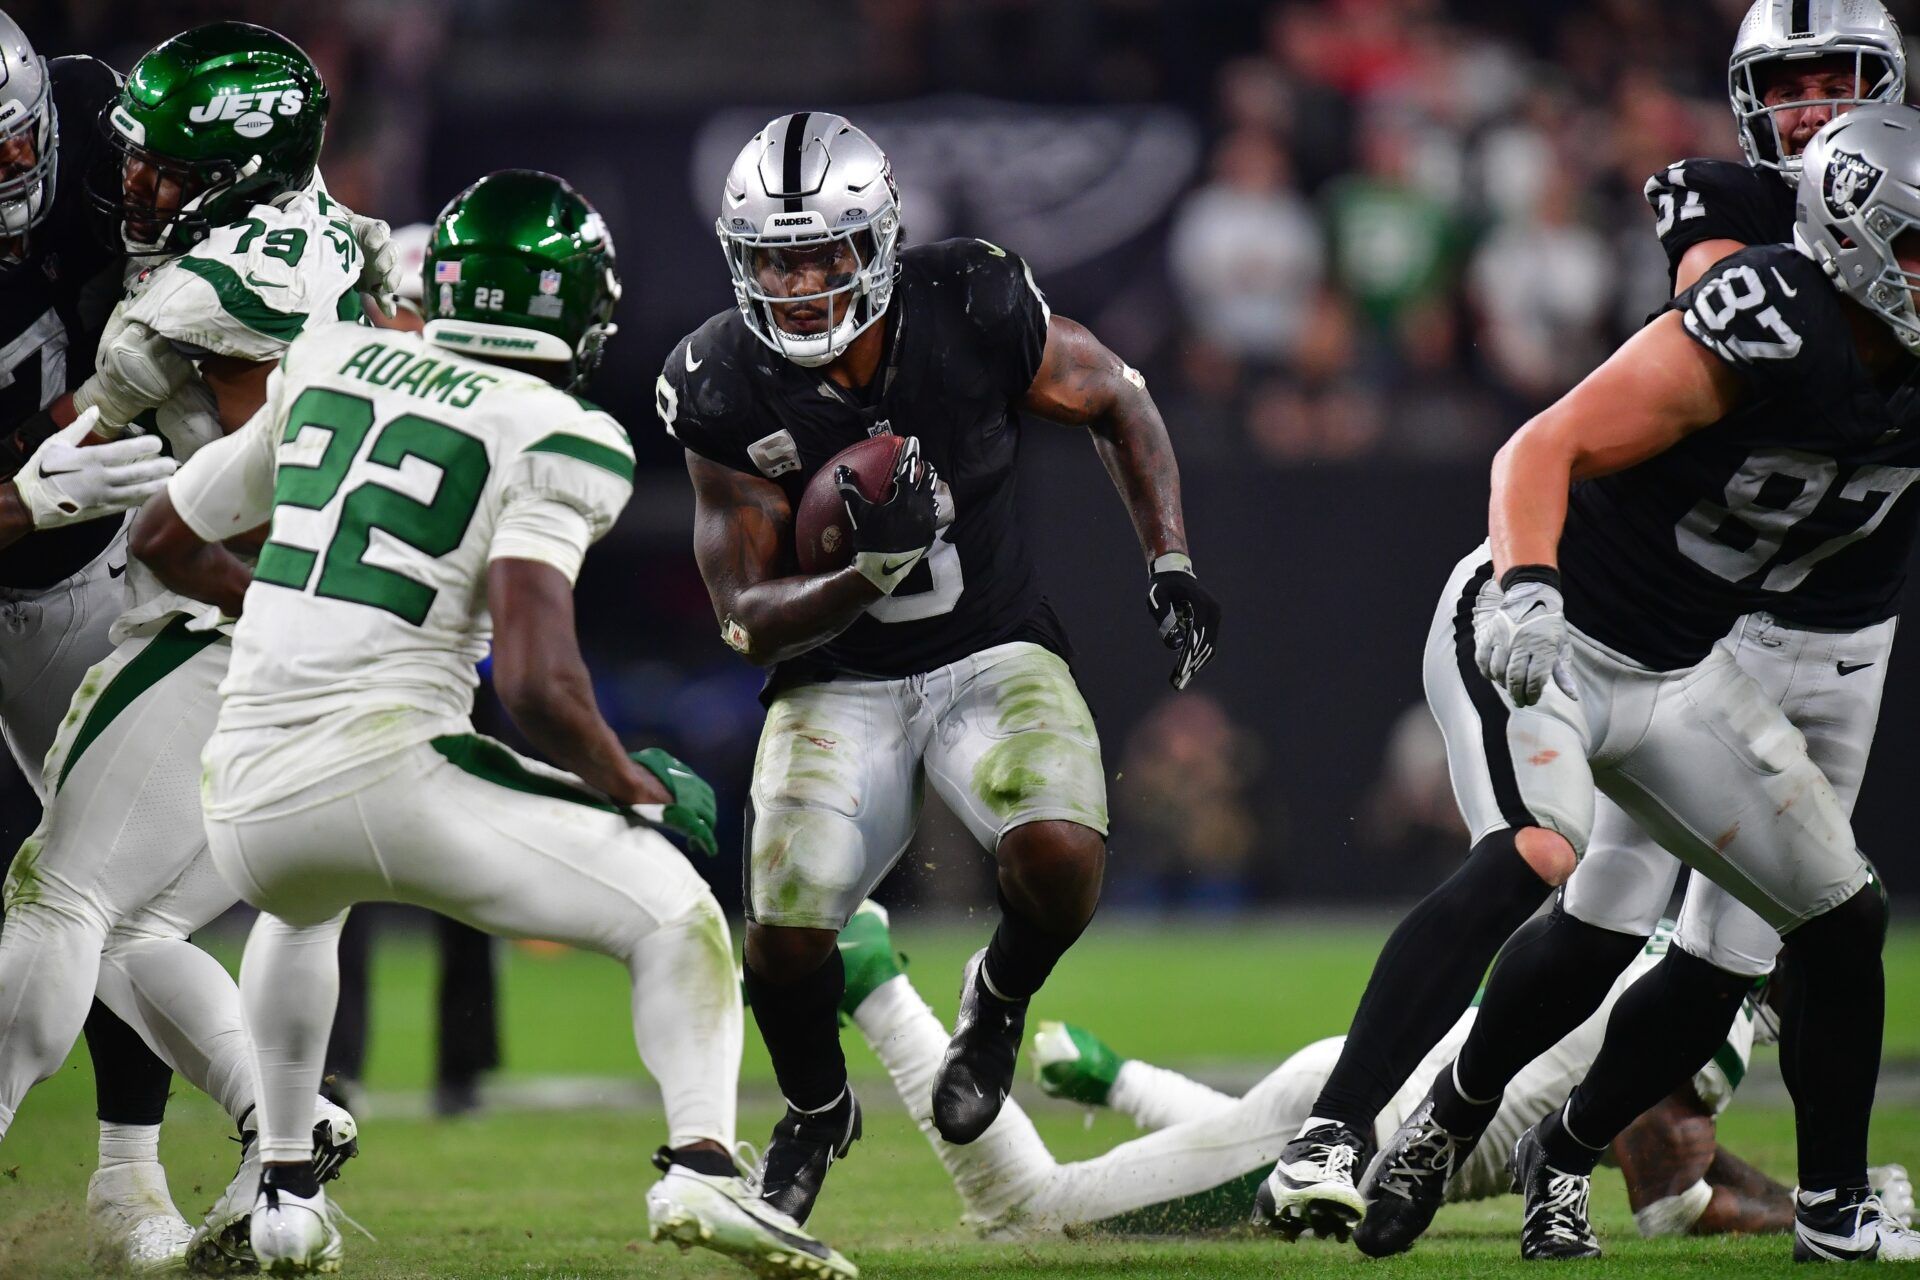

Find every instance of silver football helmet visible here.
[0,10,55,249]
[1730,0,1906,183]
[1794,103,1920,352]
[716,112,902,368]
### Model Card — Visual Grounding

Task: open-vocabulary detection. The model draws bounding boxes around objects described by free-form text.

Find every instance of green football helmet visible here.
[422,170,620,390]
[87,21,328,255]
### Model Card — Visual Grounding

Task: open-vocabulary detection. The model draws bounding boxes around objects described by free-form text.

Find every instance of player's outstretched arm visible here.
[687,450,886,666]
[1,409,176,552]
[1021,316,1220,688]
[487,557,671,809]
[1490,309,1744,578]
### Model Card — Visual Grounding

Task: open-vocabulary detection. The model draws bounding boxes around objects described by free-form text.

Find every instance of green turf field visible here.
[3,918,1917,1278]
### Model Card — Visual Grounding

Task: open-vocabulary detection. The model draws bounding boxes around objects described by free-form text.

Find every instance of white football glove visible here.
[1473,571,1577,707]
[1872,1164,1915,1227]
[12,407,176,529]
[71,309,194,434]
[346,211,402,318]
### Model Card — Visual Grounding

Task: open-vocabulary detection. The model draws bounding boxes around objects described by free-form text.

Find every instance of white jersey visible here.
[112,180,369,642]
[1379,921,1761,1203]
[168,324,634,818]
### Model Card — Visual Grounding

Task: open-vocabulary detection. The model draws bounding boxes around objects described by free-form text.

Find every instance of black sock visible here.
[982,887,1087,1002]
[1441,906,1645,1131]
[1538,1105,1609,1176]
[1310,831,1552,1131]
[670,1145,738,1178]
[1780,884,1887,1193]
[84,1000,172,1125]
[744,949,849,1113]
[1562,945,1752,1156]
[262,1162,321,1199]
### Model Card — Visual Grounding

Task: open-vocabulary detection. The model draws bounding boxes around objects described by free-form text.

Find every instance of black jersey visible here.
[0,56,124,591]
[1644,158,1797,291]
[661,237,1071,690]
[1562,245,1920,670]
[1638,157,1918,634]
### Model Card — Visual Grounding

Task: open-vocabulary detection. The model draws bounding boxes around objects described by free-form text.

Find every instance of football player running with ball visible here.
[658,113,1220,1226]
[1262,105,1920,1264]
[133,170,854,1280]
[1354,0,1920,1262]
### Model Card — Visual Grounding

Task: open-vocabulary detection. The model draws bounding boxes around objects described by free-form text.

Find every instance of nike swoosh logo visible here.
[244,271,285,290]
[685,345,702,373]
[1837,660,1875,676]
[1770,267,1799,297]
[880,555,917,575]
[108,562,126,578]
[1521,601,1546,616]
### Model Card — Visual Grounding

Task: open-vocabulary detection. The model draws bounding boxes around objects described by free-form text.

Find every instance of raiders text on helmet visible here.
[86,21,328,255]
[0,11,56,259]
[716,112,902,368]
[1795,104,1920,353]
[1729,0,1906,183]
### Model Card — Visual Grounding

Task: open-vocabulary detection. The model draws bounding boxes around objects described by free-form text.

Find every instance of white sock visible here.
[99,1122,162,1168]
[240,912,345,1165]
[96,936,256,1125]
[627,902,742,1152]
[1108,1060,1236,1132]
[853,974,1054,1225]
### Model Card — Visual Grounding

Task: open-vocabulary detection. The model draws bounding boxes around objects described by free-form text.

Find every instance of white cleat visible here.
[249,1185,343,1276]
[87,1162,191,1274]
[190,1097,360,1275]
[647,1164,858,1279]
[1795,1186,1920,1262]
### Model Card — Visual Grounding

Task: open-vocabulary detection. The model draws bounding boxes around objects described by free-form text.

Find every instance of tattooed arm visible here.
[1021,316,1187,563]
[687,450,882,666]
[1613,1090,1793,1236]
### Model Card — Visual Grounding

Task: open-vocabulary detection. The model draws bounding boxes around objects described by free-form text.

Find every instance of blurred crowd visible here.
[1151,0,1816,469]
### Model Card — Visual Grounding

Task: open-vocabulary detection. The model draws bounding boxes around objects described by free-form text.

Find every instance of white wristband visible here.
[1634,1179,1712,1237]
[1150,552,1194,576]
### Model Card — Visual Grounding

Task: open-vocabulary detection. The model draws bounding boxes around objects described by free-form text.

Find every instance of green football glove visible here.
[629,748,718,857]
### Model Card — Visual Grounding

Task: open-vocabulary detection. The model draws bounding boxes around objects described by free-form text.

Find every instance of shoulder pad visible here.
[1679,245,1831,371]
[1645,158,1793,264]
[123,194,363,361]
[656,311,758,460]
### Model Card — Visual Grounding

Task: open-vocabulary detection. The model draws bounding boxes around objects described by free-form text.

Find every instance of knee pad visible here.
[1786,882,1888,962]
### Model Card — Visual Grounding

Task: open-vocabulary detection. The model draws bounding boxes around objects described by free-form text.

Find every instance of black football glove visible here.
[840,435,939,595]
[1146,554,1220,690]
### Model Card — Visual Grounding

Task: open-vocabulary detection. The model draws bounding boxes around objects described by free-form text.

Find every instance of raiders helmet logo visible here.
[1825,149,1886,219]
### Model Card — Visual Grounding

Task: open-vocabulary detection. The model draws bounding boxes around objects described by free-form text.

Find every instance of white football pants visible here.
[1565,610,1895,974]
[0,619,254,1138]
[1424,547,1869,972]
[204,735,741,1163]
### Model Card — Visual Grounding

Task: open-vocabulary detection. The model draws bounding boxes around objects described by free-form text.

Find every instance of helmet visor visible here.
[0,67,56,249]
[728,226,876,339]
[1734,47,1903,171]
[87,106,238,254]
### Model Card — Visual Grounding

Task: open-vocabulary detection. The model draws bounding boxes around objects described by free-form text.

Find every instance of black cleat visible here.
[1794,1184,1920,1261]
[1254,1120,1370,1243]
[1355,1090,1479,1256]
[1512,1123,1602,1260]
[931,949,1027,1145]
[755,1089,861,1226]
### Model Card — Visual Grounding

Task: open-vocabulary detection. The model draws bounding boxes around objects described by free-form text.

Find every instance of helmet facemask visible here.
[1732,46,1904,182]
[720,209,900,368]
[88,105,266,256]
[0,65,57,262]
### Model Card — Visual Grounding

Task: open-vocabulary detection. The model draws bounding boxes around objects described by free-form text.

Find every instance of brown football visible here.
[795,434,908,573]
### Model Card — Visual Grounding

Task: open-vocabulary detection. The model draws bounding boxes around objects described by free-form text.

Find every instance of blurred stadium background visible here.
[7,0,1920,951]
